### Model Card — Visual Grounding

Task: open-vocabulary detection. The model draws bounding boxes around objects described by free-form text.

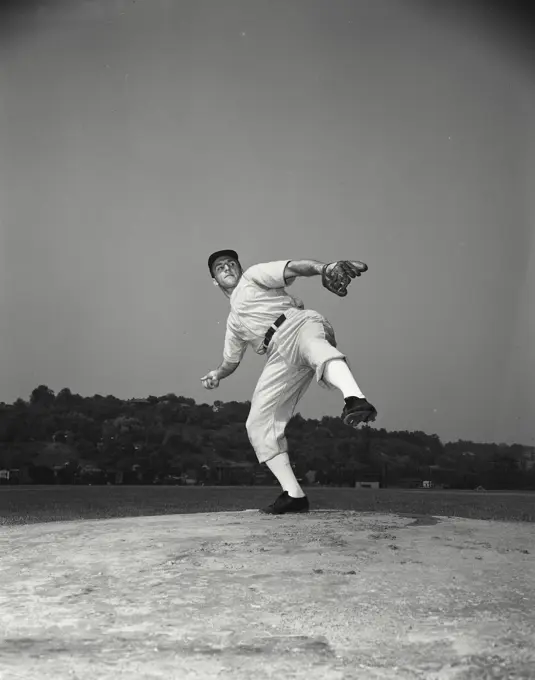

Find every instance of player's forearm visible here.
[286,260,325,277]
[286,259,368,278]
[215,360,240,380]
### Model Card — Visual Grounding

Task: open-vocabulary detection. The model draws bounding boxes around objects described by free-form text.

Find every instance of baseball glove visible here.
[322,261,365,297]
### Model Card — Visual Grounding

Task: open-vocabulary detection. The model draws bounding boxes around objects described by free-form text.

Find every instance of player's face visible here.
[213,257,241,288]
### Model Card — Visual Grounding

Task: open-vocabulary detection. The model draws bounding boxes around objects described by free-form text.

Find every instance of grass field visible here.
[1,485,534,525]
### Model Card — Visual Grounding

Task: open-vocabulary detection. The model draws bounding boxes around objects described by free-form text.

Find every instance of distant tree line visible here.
[0,385,533,490]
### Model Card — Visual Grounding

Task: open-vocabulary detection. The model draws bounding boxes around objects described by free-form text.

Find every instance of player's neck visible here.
[220,284,237,299]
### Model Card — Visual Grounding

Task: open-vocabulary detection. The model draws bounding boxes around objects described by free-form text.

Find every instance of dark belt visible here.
[262,314,286,350]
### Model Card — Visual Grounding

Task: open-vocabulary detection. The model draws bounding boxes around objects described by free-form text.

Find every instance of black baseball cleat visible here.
[342,396,377,427]
[260,491,310,515]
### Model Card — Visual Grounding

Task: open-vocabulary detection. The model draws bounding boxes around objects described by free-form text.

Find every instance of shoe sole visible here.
[343,410,377,427]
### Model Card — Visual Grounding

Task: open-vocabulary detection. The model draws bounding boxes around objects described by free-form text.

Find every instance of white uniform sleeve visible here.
[223,323,248,364]
[244,261,295,289]
[289,294,305,309]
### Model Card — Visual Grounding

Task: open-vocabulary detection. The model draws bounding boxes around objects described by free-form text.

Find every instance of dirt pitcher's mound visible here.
[1,510,534,679]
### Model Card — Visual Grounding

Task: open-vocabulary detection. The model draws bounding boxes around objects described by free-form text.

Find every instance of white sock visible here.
[265,452,305,498]
[323,359,366,399]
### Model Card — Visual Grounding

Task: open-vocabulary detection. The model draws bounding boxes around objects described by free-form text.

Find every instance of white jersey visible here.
[223,260,305,363]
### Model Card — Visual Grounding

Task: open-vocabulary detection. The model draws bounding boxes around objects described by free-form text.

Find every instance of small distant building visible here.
[396,478,425,489]
[355,480,380,489]
[0,468,26,485]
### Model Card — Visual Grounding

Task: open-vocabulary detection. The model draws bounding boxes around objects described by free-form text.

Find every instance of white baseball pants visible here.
[245,310,346,463]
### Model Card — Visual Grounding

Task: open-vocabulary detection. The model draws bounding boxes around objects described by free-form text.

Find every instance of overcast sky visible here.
[1,0,533,446]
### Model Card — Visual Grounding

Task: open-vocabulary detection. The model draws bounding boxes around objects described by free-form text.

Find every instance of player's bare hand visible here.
[201,370,220,390]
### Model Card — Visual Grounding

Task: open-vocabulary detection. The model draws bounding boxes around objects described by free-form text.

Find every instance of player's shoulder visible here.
[243,261,269,274]
[243,261,285,277]
[241,262,264,284]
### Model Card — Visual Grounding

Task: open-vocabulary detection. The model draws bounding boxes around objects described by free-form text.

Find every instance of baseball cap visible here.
[208,249,240,275]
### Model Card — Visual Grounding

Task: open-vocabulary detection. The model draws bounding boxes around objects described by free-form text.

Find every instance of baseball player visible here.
[201,250,377,515]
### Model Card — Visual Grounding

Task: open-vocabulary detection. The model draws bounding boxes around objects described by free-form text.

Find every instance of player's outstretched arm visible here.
[285,259,368,278]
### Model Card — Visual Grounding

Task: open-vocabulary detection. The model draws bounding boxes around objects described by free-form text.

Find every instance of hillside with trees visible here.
[0,385,533,490]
